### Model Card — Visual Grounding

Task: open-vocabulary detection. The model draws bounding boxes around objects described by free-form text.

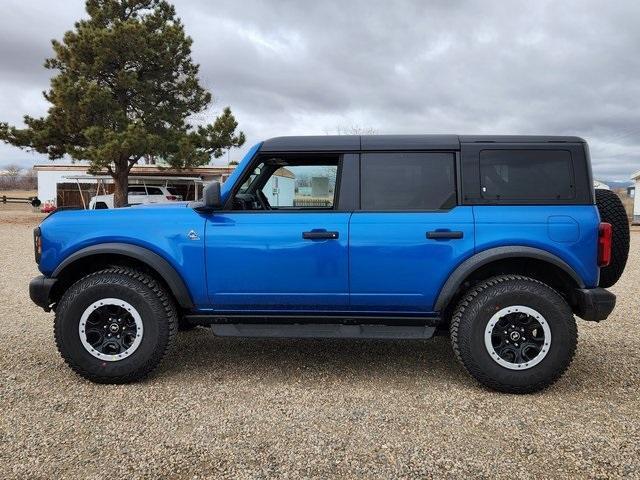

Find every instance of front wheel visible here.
[450,275,577,393]
[54,267,178,383]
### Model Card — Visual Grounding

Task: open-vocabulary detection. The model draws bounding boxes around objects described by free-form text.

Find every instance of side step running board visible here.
[210,323,435,339]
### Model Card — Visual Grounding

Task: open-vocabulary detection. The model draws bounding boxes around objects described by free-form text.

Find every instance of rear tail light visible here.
[166,195,177,201]
[598,222,612,267]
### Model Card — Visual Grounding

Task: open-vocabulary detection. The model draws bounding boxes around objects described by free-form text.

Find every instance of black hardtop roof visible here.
[260,134,586,152]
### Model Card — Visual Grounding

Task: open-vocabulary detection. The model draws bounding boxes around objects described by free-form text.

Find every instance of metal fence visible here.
[293,197,332,207]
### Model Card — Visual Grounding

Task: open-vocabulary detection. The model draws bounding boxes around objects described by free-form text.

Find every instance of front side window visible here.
[231,155,339,210]
[361,152,456,210]
[263,164,337,208]
[479,150,575,200]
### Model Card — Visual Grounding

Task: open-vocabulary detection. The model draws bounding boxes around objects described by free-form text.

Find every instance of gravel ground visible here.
[1,210,639,479]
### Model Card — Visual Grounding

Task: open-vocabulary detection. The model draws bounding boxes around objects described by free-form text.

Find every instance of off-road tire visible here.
[595,188,630,288]
[450,275,577,394]
[54,267,178,383]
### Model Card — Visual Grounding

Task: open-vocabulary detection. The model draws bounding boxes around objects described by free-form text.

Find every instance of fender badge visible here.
[187,230,200,241]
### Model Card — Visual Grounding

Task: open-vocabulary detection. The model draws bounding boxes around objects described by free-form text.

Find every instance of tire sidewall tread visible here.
[54,267,178,384]
[450,275,578,394]
[596,188,630,288]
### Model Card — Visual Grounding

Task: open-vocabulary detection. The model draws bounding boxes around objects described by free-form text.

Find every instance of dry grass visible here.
[0,212,638,479]
[0,189,37,197]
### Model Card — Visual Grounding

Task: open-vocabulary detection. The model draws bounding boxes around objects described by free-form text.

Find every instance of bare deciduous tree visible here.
[324,125,379,135]
[0,164,36,190]
[3,163,22,177]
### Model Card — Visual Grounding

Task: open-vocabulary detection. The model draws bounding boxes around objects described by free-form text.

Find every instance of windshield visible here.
[220,142,262,202]
[238,163,264,194]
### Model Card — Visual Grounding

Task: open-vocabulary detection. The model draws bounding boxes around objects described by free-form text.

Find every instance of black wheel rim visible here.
[485,306,551,370]
[84,305,137,355]
[79,298,144,361]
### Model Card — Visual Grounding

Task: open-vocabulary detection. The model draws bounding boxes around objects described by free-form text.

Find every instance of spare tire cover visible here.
[595,189,630,288]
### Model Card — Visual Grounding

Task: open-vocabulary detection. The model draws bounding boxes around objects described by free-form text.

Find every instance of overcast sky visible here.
[1,0,639,180]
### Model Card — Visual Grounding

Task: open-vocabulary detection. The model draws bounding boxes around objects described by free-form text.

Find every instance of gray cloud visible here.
[1,0,639,180]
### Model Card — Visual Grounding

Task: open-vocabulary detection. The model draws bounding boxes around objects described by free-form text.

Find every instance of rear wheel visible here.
[450,275,577,393]
[596,188,630,288]
[54,267,177,383]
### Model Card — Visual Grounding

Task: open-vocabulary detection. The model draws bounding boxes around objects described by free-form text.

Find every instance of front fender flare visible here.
[434,246,585,312]
[52,243,194,309]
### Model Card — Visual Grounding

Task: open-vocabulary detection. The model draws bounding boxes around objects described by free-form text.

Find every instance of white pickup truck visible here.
[88,185,182,209]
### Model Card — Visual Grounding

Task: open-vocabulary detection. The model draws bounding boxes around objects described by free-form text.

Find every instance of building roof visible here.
[63,174,206,183]
[273,167,295,179]
[32,163,234,177]
[260,135,587,152]
[631,170,640,181]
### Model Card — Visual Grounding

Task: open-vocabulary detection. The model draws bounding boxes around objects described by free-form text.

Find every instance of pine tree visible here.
[0,0,245,207]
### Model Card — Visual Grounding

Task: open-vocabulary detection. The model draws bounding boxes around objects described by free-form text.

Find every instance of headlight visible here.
[33,227,42,263]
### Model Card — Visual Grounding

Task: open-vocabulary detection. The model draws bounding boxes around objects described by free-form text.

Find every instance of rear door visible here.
[349,152,475,313]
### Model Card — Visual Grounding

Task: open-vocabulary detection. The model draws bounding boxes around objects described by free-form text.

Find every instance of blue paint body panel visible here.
[473,205,600,288]
[39,205,211,308]
[349,207,475,312]
[37,202,601,313]
[204,212,351,310]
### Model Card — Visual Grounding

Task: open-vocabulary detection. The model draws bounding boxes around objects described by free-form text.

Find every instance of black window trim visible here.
[357,150,460,213]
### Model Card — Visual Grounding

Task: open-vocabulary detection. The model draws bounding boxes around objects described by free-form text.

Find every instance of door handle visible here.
[303,230,339,240]
[426,230,464,240]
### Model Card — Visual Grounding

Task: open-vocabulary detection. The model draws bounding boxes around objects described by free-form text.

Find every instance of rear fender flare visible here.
[434,246,585,312]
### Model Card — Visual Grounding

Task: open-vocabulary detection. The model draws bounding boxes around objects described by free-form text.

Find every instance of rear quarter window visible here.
[361,152,456,211]
[479,150,575,201]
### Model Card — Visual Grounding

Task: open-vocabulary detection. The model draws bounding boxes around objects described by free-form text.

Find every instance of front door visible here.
[205,154,350,311]
[349,151,475,313]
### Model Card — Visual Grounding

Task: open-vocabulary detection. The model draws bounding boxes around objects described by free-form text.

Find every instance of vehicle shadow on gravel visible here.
[159,328,472,387]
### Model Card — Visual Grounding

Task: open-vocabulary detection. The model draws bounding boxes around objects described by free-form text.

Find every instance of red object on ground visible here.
[41,202,57,213]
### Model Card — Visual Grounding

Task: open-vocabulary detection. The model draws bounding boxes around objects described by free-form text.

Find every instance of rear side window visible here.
[146,187,164,195]
[361,152,456,210]
[480,150,575,201]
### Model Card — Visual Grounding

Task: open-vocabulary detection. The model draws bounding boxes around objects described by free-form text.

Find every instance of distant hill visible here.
[602,180,634,189]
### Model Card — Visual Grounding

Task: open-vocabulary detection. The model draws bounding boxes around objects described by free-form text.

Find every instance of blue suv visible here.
[29,135,630,392]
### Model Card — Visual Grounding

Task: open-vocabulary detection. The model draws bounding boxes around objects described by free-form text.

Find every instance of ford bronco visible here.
[29,135,630,393]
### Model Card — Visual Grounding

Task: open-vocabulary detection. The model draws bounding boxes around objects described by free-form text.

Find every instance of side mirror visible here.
[203,181,222,209]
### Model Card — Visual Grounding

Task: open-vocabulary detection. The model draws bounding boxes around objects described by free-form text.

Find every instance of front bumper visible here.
[574,288,616,322]
[29,275,57,312]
